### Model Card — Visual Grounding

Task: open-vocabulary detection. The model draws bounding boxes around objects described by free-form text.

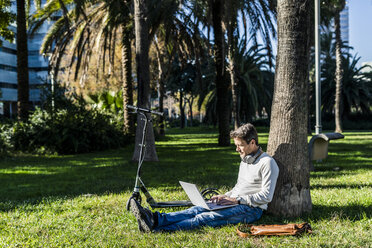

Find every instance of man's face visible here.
[233,137,256,159]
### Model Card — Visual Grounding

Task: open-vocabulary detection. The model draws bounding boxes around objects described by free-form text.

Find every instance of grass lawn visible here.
[0,127,371,247]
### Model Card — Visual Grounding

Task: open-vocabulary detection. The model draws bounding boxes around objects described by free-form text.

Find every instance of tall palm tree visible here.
[267,0,312,217]
[121,27,135,135]
[132,0,158,161]
[320,0,346,133]
[235,43,273,122]
[203,43,274,125]
[332,1,346,133]
[16,0,30,120]
[309,27,371,121]
[320,54,372,118]
[32,0,136,135]
[151,2,211,130]
[225,0,239,129]
[189,0,276,144]
[211,0,230,146]
[226,0,276,129]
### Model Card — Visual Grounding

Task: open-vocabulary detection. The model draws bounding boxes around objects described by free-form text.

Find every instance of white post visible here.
[315,0,322,134]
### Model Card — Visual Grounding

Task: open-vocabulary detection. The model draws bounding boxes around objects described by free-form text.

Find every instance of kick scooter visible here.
[125,105,219,210]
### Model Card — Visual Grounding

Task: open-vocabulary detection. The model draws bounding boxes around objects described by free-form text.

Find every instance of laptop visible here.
[179,181,238,210]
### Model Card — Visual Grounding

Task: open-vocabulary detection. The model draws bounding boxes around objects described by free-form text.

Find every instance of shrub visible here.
[11,107,129,154]
[0,123,13,158]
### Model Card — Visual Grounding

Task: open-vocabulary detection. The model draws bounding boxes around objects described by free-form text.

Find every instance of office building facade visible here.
[0,1,50,117]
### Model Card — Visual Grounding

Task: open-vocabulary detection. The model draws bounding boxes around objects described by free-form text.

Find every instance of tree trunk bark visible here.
[158,78,165,135]
[132,0,158,162]
[179,91,185,129]
[121,28,135,136]
[186,96,194,127]
[16,0,29,121]
[226,1,239,130]
[267,0,312,217]
[212,0,230,146]
[334,11,343,133]
[154,39,165,136]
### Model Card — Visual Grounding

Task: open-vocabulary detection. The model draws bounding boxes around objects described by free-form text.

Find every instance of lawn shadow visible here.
[0,137,239,212]
[259,204,372,225]
[311,141,372,176]
[308,204,372,220]
[0,148,141,211]
[311,183,372,189]
[1,131,371,218]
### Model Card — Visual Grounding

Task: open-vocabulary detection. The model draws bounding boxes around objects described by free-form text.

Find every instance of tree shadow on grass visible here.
[258,204,372,226]
[1,133,370,218]
[310,183,372,189]
[0,149,140,210]
[0,139,237,212]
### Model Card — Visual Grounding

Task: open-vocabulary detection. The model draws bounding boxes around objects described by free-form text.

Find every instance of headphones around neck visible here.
[243,147,263,164]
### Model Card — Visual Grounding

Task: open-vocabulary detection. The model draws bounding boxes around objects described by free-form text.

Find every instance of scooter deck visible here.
[150,200,193,208]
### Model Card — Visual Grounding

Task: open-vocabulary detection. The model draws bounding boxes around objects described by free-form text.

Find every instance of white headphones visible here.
[243,147,263,164]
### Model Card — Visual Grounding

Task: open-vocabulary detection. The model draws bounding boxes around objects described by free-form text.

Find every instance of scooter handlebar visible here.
[126,104,164,116]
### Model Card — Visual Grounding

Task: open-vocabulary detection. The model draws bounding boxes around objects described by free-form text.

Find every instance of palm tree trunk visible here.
[132,0,158,162]
[226,2,239,130]
[179,91,185,129]
[267,0,312,217]
[212,0,230,146]
[16,0,29,121]
[154,39,165,136]
[121,29,135,136]
[158,80,165,135]
[334,11,343,133]
[186,96,194,127]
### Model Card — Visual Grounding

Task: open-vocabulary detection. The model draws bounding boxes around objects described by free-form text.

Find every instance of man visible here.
[130,123,279,232]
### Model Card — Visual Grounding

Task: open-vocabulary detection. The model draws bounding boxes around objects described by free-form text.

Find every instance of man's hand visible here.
[210,195,239,205]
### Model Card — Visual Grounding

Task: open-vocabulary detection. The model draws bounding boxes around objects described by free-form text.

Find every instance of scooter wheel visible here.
[201,188,220,200]
[126,197,133,211]
[126,195,142,211]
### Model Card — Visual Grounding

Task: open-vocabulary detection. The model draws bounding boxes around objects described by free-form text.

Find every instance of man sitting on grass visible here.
[130,123,279,232]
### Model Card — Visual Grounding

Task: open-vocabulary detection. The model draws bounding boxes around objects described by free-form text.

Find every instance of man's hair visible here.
[230,123,258,145]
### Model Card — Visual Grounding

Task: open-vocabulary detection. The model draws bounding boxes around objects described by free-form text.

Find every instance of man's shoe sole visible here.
[130,199,152,233]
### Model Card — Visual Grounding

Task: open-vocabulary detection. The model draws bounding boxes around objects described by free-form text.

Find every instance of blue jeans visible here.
[153,205,263,232]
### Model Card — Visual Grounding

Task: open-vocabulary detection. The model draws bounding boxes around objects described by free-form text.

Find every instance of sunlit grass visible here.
[0,127,371,247]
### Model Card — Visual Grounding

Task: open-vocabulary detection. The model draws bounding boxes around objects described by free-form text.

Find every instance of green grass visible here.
[0,128,371,247]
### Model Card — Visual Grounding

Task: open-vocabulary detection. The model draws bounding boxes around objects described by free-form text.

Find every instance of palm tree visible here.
[203,43,274,125]
[210,0,230,146]
[235,43,273,123]
[267,0,312,217]
[16,0,30,120]
[225,0,276,129]
[188,0,276,144]
[32,0,136,134]
[320,0,346,132]
[309,27,371,120]
[225,0,240,129]
[132,0,158,161]
[331,1,346,133]
[151,3,211,130]
[121,27,135,135]
[320,54,372,118]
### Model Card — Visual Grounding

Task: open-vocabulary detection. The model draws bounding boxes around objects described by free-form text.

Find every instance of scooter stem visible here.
[134,111,149,191]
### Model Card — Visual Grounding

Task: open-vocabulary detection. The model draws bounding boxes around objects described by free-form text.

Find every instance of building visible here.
[0,1,51,117]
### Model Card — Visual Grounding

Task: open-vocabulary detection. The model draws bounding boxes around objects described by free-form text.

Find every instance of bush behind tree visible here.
[8,107,128,154]
[0,87,130,155]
